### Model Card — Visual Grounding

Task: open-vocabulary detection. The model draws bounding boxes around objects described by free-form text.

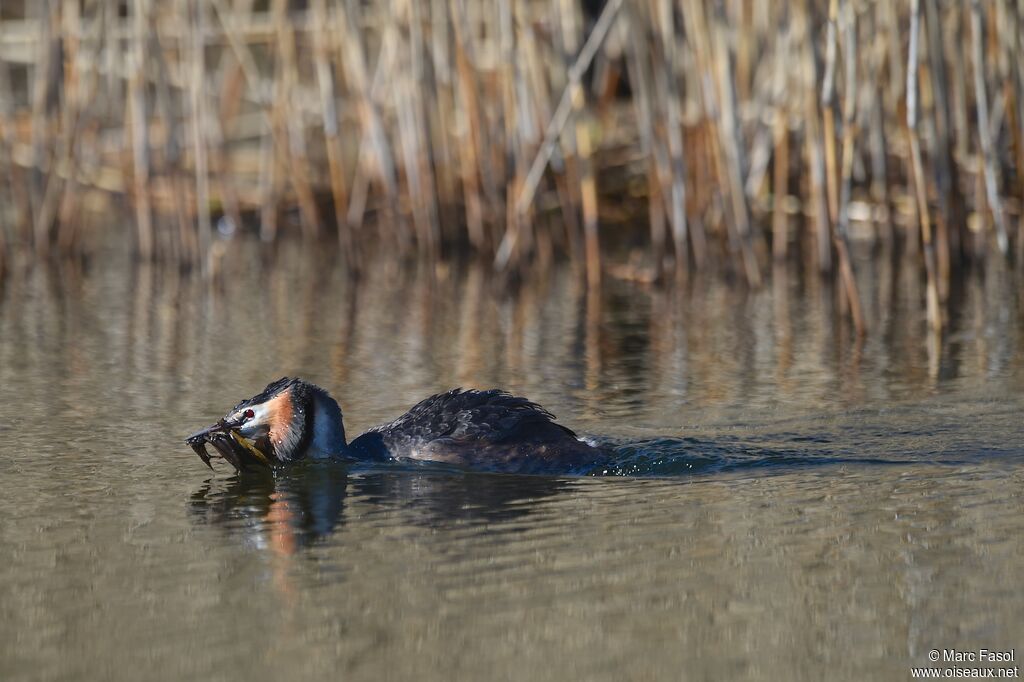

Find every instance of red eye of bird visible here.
[243,409,254,420]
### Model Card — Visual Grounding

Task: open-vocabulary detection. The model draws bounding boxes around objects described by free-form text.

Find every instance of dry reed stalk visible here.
[189,0,212,272]
[412,0,442,254]
[711,4,761,286]
[272,0,320,241]
[646,160,667,275]
[337,1,399,238]
[208,0,282,241]
[1007,0,1024,196]
[1017,0,1024,262]
[558,0,601,285]
[500,0,528,269]
[367,26,411,253]
[217,54,245,125]
[656,0,688,275]
[689,124,717,256]
[426,0,459,232]
[53,0,84,250]
[1009,0,1024,258]
[206,100,243,239]
[971,0,1009,256]
[834,0,865,335]
[209,0,265,100]
[150,7,190,263]
[208,0,279,246]
[719,16,760,266]
[523,17,581,258]
[575,86,601,288]
[258,118,279,243]
[0,201,5,272]
[466,8,503,237]
[865,7,894,247]
[0,106,7,263]
[820,0,840,227]
[771,112,788,261]
[396,75,435,254]
[770,15,792,262]
[451,0,496,252]
[129,0,154,259]
[33,116,69,256]
[735,2,751,103]
[947,5,971,166]
[453,84,486,249]
[204,35,244,247]
[312,0,351,258]
[395,0,440,255]
[796,0,832,274]
[0,45,32,250]
[805,96,832,272]
[32,1,68,254]
[622,6,665,274]
[28,0,57,221]
[924,0,957,284]
[57,0,105,254]
[684,0,757,284]
[908,0,942,332]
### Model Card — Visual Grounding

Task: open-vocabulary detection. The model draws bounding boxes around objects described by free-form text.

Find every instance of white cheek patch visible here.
[236,404,272,437]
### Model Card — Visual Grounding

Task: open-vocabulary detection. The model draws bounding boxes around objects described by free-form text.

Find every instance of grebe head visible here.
[188,378,346,468]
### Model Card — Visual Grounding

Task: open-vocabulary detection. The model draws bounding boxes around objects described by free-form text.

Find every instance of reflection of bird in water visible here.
[349,471,571,527]
[189,464,571,552]
[190,464,350,550]
[187,377,608,475]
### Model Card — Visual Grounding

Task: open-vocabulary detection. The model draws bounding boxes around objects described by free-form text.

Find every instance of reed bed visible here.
[0,0,1021,331]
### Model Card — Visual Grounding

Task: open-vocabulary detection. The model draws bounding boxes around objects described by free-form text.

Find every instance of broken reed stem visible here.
[512,0,623,218]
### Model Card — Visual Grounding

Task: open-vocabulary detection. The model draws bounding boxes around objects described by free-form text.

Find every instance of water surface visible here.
[1,240,1022,681]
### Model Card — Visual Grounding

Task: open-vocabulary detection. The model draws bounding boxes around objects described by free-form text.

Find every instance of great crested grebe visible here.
[186,377,608,475]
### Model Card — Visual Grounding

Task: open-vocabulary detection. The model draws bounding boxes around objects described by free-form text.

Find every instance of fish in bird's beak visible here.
[186,418,273,472]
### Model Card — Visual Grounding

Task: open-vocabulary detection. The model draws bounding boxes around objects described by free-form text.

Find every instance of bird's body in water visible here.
[187,378,607,475]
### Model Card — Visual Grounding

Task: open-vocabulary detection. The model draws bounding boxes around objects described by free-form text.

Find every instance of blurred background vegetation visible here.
[0,0,1021,333]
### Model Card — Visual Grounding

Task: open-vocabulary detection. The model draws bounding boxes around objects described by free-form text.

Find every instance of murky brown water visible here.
[1,239,1022,681]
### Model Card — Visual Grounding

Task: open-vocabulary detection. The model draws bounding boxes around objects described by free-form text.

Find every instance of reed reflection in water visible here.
[2,238,1020,428]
